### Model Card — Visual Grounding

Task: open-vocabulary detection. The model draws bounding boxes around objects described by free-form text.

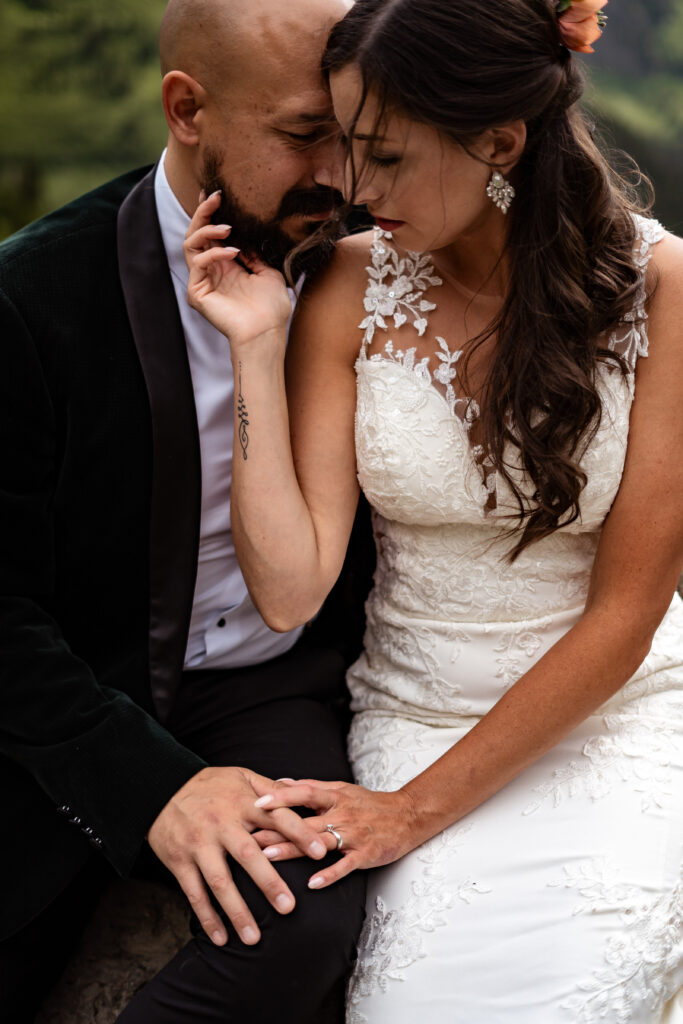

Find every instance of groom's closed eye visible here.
[278,120,343,150]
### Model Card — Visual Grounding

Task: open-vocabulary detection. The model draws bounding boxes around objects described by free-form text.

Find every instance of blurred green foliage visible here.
[585,0,683,230]
[1,0,682,239]
[0,0,167,237]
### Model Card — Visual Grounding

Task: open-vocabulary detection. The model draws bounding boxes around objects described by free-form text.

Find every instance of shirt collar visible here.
[154,149,192,287]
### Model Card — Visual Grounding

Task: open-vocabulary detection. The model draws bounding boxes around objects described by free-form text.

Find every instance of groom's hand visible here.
[147,766,328,947]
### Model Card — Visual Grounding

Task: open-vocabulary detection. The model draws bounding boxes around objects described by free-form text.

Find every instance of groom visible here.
[0,0,372,1021]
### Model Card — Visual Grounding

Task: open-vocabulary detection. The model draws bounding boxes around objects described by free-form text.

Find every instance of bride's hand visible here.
[249,778,423,890]
[183,191,293,351]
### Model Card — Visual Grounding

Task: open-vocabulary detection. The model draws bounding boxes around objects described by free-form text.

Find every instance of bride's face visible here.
[329,65,505,253]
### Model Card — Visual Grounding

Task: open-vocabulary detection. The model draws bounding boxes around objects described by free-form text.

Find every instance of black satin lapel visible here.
[117,167,200,722]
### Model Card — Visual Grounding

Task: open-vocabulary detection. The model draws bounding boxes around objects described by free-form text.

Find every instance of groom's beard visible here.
[201,150,345,279]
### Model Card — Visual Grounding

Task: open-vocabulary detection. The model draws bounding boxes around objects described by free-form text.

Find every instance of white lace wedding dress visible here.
[345,218,683,1023]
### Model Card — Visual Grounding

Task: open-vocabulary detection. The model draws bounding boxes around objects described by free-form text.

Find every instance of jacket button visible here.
[89,836,103,849]
[57,805,72,817]
[68,816,82,826]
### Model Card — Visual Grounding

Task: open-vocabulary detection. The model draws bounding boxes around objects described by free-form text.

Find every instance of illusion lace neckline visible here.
[355,218,665,508]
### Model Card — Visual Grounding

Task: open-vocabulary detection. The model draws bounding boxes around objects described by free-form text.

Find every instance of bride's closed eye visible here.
[368,152,401,168]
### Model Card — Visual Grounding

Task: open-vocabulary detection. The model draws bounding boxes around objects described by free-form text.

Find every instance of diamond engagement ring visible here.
[325,824,343,850]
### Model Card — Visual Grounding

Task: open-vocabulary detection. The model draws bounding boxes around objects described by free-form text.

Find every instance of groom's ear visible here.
[162,71,208,146]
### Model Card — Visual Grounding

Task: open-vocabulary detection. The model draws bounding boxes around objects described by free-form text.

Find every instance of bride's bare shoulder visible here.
[293,229,375,340]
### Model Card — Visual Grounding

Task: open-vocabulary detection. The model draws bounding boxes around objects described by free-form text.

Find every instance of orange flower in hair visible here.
[556,0,608,54]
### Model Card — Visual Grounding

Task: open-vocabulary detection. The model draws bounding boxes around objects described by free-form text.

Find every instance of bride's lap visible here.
[346,712,683,1023]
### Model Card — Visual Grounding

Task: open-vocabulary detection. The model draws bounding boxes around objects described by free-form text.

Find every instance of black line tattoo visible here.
[237,362,249,461]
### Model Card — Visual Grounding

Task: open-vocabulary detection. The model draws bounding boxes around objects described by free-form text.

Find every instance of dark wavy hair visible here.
[317,0,652,559]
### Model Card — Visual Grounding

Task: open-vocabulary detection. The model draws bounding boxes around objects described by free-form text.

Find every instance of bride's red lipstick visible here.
[374,217,405,232]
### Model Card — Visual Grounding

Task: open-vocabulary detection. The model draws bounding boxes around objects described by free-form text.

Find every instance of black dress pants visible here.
[2,642,366,1023]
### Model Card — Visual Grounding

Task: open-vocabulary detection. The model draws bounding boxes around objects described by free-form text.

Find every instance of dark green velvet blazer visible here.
[0,166,373,940]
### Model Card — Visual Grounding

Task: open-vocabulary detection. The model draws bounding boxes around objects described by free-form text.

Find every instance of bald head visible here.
[160,0,352,97]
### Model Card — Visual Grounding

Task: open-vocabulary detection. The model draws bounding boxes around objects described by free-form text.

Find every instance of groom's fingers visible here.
[174,861,228,947]
[195,845,263,946]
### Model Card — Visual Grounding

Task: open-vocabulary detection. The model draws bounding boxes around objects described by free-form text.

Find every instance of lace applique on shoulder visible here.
[605,215,665,373]
[358,229,443,348]
[357,229,481,426]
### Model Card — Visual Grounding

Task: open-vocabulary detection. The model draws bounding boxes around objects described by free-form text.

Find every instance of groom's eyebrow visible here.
[279,111,339,129]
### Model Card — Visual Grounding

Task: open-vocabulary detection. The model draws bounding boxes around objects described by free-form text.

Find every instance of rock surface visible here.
[34,879,190,1023]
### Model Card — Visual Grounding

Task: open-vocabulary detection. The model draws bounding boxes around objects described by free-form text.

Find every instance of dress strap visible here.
[357,228,443,361]
[606,214,666,372]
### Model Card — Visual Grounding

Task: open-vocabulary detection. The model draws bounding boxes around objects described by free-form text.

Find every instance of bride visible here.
[183,0,683,1018]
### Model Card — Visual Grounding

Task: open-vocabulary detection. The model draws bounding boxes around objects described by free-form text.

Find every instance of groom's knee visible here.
[118,858,366,1023]
[213,853,366,977]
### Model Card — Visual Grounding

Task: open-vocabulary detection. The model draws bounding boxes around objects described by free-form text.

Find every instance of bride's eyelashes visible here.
[337,129,401,168]
[368,152,401,168]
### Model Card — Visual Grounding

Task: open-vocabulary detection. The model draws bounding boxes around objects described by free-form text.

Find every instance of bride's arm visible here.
[184,194,368,630]
[254,231,683,887]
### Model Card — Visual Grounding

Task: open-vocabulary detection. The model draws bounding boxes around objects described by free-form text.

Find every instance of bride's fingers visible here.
[185,189,223,240]
[251,828,287,848]
[236,249,273,277]
[184,223,232,257]
[254,783,335,812]
[262,841,305,861]
[190,246,242,275]
[262,827,339,862]
[308,851,361,890]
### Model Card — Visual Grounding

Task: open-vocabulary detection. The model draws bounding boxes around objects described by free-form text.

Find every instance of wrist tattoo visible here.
[237,362,249,461]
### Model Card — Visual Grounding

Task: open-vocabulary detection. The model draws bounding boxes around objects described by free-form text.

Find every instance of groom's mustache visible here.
[275,186,345,220]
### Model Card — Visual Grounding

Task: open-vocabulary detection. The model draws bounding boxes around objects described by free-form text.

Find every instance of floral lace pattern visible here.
[605,217,666,376]
[355,217,665,521]
[346,826,492,1024]
[358,237,442,345]
[550,858,683,1022]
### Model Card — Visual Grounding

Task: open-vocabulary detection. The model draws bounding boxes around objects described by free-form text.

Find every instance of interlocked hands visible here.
[251,778,422,890]
[147,767,329,947]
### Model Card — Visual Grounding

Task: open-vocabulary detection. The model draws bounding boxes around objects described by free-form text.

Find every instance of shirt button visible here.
[217,618,226,628]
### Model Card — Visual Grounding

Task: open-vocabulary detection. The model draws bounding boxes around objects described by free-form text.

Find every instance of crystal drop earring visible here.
[486,170,515,214]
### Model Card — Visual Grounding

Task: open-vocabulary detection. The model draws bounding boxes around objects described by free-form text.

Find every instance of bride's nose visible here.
[313,138,350,199]
[316,155,384,208]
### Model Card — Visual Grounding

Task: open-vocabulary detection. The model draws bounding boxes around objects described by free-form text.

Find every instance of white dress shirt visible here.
[154,152,302,669]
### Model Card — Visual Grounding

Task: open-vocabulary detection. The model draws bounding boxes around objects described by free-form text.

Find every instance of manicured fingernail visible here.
[199,188,206,202]
[242,926,259,945]
[276,777,295,783]
[263,846,280,859]
[212,930,226,945]
[210,189,222,198]
[255,795,273,808]
[276,893,294,912]
[310,840,326,858]
[224,247,241,255]
[308,876,325,890]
